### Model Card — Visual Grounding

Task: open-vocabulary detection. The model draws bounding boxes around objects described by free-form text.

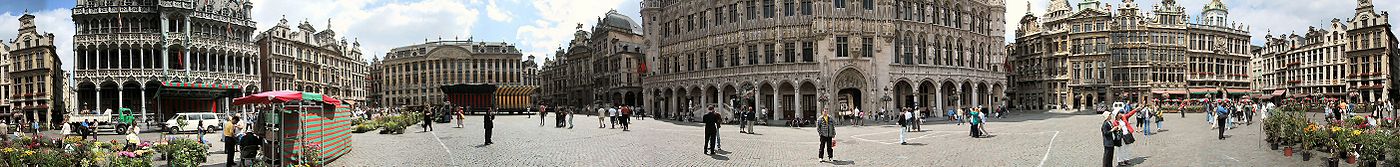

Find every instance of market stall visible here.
[232,90,352,166]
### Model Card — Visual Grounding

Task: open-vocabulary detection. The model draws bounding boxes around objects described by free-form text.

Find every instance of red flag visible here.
[117,13,123,28]
[637,62,647,74]
[227,21,232,36]
[177,51,185,69]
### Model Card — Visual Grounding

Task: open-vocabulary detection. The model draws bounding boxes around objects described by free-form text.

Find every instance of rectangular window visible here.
[861,37,873,58]
[863,0,873,10]
[699,53,708,70]
[687,15,695,31]
[764,0,775,18]
[801,0,812,15]
[715,8,724,26]
[802,41,814,62]
[729,4,739,23]
[765,43,776,64]
[731,47,741,66]
[698,11,707,29]
[747,1,758,20]
[836,36,850,57]
[687,54,695,71]
[748,45,760,65]
[784,42,796,63]
[713,49,723,68]
[834,0,846,8]
[784,0,795,16]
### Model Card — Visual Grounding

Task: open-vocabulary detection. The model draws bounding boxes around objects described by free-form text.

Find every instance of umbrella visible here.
[233,90,343,106]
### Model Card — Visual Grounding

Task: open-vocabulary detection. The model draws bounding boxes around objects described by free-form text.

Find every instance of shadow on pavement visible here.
[1125,156,1151,166]
[903,142,927,146]
[709,154,730,160]
[830,160,855,165]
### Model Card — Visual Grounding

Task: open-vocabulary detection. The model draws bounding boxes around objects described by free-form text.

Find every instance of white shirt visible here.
[609,108,619,116]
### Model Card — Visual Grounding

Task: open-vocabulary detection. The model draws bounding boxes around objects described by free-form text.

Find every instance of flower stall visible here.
[233,90,353,166]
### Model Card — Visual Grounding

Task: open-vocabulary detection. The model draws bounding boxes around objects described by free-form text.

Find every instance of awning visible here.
[163,81,238,89]
[1227,89,1250,95]
[1151,90,1188,95]
[1189,88,1217,95]
[1271,90,1287,96]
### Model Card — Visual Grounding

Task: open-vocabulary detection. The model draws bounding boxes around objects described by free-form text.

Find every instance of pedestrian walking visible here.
[621,106,632,131]
[816,108,836,162]
[703,107,720,155]
[454,107,465,128]
[1216,104,1228,140]
[969,108,982,138]
[610,106,619,129]
[484,108,495,145]
[597,106,607,128]
[421,110,434,132]
[899,108,910,145]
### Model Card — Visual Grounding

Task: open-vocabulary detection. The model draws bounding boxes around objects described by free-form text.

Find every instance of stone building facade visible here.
[641,0,1008,120]
[1252,0,1397,103]
[539,10,647,108]
[1009,0,1251,110]
[7,13,64,124]
[377,40,533,107]
[254,17,369,106]
[72,0,261,120]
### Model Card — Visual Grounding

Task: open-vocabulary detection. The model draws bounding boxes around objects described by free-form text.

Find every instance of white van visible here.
[1110,102,1127,114]
[165,113,224,134]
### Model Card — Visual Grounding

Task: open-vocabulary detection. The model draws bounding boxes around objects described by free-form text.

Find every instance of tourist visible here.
[197,120,207,144]
[1102,111,1118,167]
[0,121,9,141]
[539,105,549,127]
[1116,106,1137,166]
[969,108,982,138]
[1216,103,1228,140]
[912,107,921,131]
[597,106,607,128]
[484,108,495,145]
[621,105,632,131]
[816,108,836,162]
[610,106,619,129]
[745,106,756,134]
[224,116,243,166]
[899,108,910,145]
[1139,104,1152,135]
[454,107,465,128]
[703,106,720,155]
[567,107,575,129]
[1153,104,1164,133]
[421,110,434,132]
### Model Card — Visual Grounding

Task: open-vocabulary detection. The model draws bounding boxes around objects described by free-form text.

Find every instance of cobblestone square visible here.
[332,112,1320,166]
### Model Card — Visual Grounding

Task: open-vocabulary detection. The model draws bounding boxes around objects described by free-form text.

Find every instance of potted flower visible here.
[1353,130,1386,167]
[1299,123,1319,161]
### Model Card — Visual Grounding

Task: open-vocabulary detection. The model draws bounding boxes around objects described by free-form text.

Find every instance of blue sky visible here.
[0,0,1396,72]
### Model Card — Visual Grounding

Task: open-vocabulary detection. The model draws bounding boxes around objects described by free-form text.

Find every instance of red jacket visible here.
[1117,108,1139,133]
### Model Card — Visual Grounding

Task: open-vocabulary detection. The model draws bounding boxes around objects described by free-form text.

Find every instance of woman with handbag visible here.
[1116,106,1138,166]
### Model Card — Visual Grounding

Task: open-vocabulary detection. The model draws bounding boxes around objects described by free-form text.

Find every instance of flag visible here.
[635,54,647,74]
[177,51,185,69]
[117,13,123,28]
[227,21,231,36]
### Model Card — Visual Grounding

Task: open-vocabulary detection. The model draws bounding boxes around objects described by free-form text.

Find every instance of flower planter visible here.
[1327,158,1339,167]
[1302,151,1312,161]
[1361,160,1377,167]
[1348,154,1356,164]
[1269,142,1279,150]
[1284,147,1293,156]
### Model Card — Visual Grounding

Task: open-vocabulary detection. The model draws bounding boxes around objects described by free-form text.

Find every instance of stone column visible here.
[118,87,124,111]
[97,45,103,69]
[772,88,780,121]
[97,86,103,112]
[936,85,944,115]
[794,87,803,120]
[140,87,147,125]
[973,86,980,108]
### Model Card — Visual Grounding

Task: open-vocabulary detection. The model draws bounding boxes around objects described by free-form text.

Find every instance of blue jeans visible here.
[899,126,907,143]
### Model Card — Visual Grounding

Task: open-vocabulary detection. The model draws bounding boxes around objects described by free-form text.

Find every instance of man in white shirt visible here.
[609,107,620,129]
[597,107,607,128]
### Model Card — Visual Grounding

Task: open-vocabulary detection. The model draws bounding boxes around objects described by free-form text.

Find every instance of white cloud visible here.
[0,9,76,71]
[515,0,629,61]
[250,0,480,61]
[485,0,514,22]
